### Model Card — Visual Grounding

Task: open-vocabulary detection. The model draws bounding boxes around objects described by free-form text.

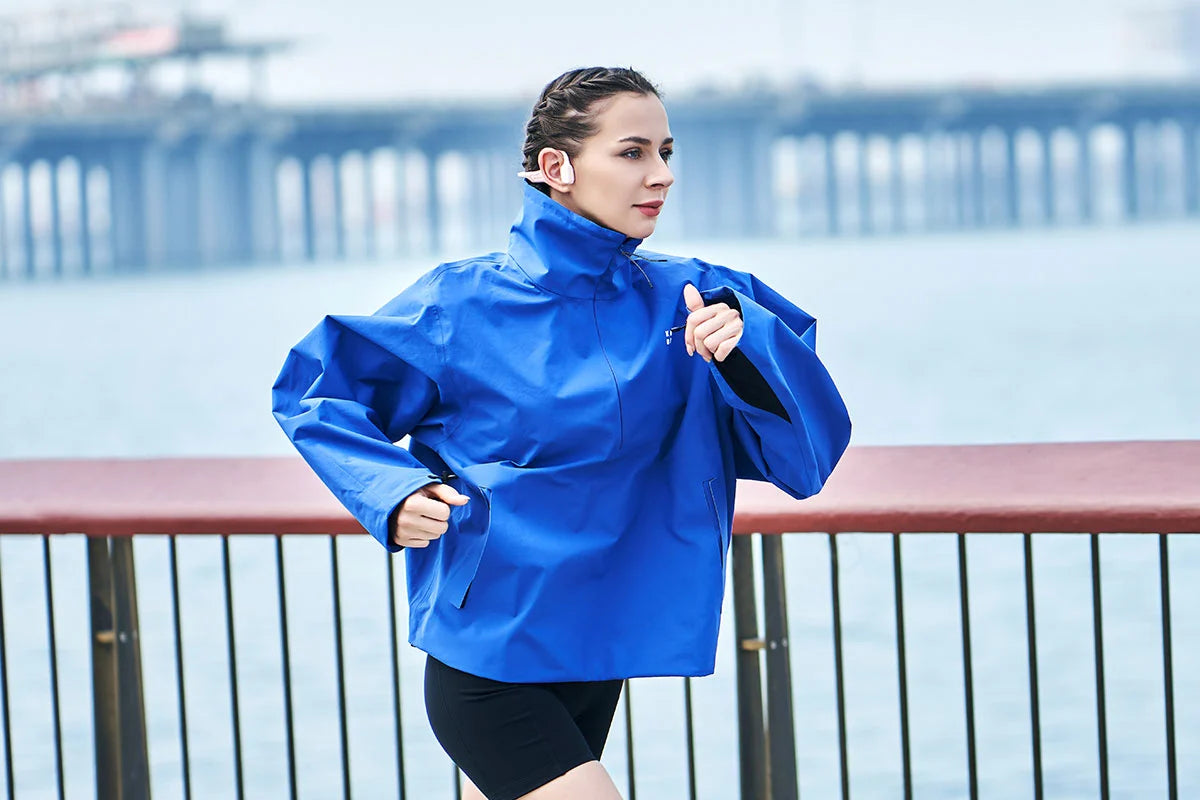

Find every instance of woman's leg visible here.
[462,773,485,800]
[426,654,618,800]
[514,761,622,799]
[462,763,622,800]
[553,679,624,762]
[505,678,626,799]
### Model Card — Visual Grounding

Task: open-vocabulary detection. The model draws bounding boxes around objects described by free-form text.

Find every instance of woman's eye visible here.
[622,148,673,162]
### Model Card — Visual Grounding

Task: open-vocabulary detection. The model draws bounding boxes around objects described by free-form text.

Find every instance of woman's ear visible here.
[537,148,575,189]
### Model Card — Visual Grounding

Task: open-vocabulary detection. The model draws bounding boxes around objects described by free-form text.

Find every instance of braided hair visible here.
[521,67,661,195]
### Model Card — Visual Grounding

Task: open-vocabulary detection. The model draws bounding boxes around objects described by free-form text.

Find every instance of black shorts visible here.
[423,653,625,800]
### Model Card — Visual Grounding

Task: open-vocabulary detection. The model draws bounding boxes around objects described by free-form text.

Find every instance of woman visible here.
[272,66,851,800]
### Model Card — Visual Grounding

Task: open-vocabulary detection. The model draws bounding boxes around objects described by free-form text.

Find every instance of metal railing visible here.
[1,441,1197,799]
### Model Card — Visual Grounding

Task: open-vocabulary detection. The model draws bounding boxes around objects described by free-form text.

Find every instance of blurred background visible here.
[1,2,1198,799]
[1,0,1198,455]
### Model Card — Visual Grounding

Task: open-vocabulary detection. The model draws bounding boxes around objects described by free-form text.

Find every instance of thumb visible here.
[683,282,704,312]
[425,482,470,506]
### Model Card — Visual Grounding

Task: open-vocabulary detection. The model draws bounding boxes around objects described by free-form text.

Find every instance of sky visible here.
[4,0,1197,103]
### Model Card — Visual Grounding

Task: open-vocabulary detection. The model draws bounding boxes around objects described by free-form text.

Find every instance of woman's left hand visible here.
[683,283,743,363]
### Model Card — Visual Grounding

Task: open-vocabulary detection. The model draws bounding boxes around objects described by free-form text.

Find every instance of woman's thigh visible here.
[425,655,623,800]
[546,678,624,760]
[463,762,622,800]
[515,760,622,799]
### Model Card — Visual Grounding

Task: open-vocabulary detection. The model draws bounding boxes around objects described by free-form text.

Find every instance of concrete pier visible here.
[2,81,1200,278]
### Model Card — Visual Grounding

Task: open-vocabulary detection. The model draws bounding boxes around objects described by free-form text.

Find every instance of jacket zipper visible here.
[592,293,624,450]
[589,250,667,452]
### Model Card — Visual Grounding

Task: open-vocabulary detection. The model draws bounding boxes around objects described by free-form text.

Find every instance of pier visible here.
[2,8,1200,278]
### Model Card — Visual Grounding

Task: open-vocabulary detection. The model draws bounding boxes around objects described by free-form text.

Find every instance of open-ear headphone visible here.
[558,153,575,184]
[517,149,575,185]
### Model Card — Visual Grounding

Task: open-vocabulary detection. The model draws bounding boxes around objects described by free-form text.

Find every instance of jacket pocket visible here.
[703,476,728,575]
[442,476,492,609]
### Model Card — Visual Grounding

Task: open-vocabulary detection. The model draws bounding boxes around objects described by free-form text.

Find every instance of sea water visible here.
[1,220,1198,799]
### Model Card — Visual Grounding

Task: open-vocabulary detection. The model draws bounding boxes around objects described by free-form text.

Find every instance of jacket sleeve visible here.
[271,275,447,552]
[699,268,852,500]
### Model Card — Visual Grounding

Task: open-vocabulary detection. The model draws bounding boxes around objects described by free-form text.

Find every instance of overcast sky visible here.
[6,0,1196,102]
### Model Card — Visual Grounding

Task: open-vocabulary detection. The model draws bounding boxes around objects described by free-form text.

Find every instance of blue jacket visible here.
[271,182,851,682]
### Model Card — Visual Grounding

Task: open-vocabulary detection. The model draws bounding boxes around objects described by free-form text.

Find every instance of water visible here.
[1,221,1198,798]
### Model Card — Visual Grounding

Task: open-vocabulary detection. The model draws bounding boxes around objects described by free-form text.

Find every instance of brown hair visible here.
[521,67,661,195]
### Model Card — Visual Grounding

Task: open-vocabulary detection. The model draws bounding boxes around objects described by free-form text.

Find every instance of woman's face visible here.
[550,92,675,239]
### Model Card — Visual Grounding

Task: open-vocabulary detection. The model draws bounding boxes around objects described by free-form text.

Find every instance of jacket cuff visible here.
[700,286,789,421]
[360,470,443,552]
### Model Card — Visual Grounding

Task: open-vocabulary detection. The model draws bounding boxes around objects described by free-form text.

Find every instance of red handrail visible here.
[1,441,1197,537]
[735,440,1200,534]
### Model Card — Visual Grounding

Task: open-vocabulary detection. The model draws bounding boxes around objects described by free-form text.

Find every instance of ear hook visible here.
[517,150,575,185]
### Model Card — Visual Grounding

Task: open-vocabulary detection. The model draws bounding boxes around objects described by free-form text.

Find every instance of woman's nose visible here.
[649,163,675,189]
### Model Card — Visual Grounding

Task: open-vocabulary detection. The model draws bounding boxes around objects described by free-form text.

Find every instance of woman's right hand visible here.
[390,482,470,548]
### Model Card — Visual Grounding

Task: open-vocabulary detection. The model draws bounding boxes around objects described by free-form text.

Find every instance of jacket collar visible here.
[507,182,646,299]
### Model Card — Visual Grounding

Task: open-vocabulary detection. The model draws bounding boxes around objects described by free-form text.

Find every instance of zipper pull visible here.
[621,250,656,289]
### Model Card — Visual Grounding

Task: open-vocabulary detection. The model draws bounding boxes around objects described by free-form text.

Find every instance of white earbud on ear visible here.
[516,148,575,185]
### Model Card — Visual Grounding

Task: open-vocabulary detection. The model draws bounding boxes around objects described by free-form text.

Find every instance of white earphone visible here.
[517,148,574,185]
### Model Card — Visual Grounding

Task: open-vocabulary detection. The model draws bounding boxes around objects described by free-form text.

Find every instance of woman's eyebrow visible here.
[617,136,675,146]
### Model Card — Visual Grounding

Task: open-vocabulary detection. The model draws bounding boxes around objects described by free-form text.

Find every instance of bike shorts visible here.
[423,653,625,800]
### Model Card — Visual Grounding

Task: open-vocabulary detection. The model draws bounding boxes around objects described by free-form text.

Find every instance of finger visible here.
[685,304,722,356]
[403,509,450,536]
[692,308,739,342]
[694,310,740,362]
[706,328,743,362]
[687,303,726,333]
[703,322,742,351]
[393,526,426,548]
[397,509,448,536]
[682,282,704,312]
[687,303,725,327]
[405,493,452,521]
[713,338,738,362]
[424,483,470,506]
[693,326,713,361]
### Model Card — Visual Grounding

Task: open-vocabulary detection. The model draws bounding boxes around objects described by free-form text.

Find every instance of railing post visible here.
[89,537,121,798]
[732,534,769,799]
[762,533,799,799]
[88,536,150,800]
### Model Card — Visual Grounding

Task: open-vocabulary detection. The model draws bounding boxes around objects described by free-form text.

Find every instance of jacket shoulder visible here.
[632,248,755,294]
[430,251,508,281]
[374,252,507,317]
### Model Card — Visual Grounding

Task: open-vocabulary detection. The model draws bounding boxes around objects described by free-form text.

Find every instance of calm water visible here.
[1,221,1198,799]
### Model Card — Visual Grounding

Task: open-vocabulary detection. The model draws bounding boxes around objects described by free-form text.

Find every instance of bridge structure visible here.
[1,10,1199,278]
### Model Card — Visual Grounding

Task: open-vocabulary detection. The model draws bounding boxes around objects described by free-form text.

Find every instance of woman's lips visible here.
[635,201,663,217]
